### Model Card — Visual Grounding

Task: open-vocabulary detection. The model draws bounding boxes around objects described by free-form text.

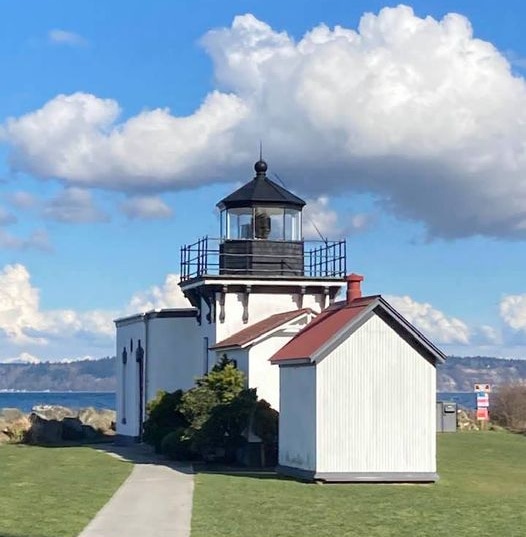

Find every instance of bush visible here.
[193,389,257,461]
[143,390,188,452]
[142,359,277,464]
[491,383,526,432]
[253,399,278,446]
[160,428,195,461]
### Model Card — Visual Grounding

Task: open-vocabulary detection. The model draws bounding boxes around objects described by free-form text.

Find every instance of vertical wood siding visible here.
[279,365,316,471]
[316,314,436,474]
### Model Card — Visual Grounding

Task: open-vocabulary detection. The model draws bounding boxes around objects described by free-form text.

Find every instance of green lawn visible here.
[0,445,132,537]
[191,432,526,537]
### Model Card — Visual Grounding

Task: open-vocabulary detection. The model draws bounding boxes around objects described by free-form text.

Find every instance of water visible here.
[437,392,476,410]
[0,391,473,414]
[0,392,115,413]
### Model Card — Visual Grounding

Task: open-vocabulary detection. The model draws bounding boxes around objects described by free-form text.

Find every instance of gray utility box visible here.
[436,401,457,432]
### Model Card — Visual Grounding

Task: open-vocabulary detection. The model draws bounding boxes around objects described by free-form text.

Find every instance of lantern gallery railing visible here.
[180,237,347,281]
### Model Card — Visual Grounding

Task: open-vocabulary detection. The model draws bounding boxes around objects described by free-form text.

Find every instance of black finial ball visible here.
[254,159,268,174]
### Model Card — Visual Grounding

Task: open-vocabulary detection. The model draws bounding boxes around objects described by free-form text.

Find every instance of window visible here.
[284,209,301,240]
[226,208,253,239]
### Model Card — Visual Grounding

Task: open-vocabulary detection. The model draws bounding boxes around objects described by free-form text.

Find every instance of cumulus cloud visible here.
[385,294,470,345]
[0,264,116,348]
[2,91,248,190]
[0,265,191,356]
[121,195,173,220]
[48,29,87,47]
[43,187,109,223]
[303,196,373,240]
[500,294,526,332]
[303,196,341,240]
[5,7,526,238]
[126,274,191,313]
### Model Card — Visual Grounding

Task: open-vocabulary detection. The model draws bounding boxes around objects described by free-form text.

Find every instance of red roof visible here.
[211,308,315,350]
[271,296,379,362]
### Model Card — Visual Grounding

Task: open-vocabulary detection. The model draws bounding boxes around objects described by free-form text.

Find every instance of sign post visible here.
[474,383,491,429]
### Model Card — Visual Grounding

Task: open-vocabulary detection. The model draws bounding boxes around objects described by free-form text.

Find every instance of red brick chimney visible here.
[346,273,364,304]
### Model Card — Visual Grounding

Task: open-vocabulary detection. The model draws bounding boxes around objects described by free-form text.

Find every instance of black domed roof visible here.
[217,160,305,210]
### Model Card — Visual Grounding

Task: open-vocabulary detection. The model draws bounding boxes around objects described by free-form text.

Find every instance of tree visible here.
[491,383,526,432]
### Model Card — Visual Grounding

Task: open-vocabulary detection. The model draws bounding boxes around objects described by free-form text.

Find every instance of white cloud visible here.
[4,7,526,238]
[43,187,109,223]
[385,294,470,345]
[0,265,196,361]
[0,264,115,348]
[0,352,41,364]
[48,29,87,47]
[0,264,48,344]
[302,196,373,240]
[121,195,173,220]
[2,91,248,190]
[500,294,526,332]
[126,274,191,313]
[303,196,340,240]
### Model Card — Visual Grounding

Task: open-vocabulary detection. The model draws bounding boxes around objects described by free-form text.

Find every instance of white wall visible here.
[115,319,146,438]
[278,364,317,471]
[216,291,326,343]
[316,314,436,474]
[248,335,286,410]
[146,317,202,402]
[205,288,334,371]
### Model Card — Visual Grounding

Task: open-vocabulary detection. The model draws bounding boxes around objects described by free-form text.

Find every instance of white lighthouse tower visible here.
[179,158,346,362]
[115,158,346,443]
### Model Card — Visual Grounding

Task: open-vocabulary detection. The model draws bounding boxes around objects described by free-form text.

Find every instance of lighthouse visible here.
[115,158,346,442]
[179,158,347,358]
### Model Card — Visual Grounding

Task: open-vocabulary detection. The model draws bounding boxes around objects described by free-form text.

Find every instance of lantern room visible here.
[218,160,304,242]
[216,159,306,276]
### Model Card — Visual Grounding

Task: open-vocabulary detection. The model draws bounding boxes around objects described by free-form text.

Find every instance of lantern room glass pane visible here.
[220,209,226,239]
[227,208,253,239]
[284,209,301,240]
[254,207,284,240]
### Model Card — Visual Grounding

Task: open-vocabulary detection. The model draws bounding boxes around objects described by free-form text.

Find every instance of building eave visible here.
[114,307,197,326]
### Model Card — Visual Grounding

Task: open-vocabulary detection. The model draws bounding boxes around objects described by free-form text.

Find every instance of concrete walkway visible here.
[77,444,194,537]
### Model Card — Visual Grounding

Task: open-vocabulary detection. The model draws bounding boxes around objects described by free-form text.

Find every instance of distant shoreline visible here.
[0,389,115,393]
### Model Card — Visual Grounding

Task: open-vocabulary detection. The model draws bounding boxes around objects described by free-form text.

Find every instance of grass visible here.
[191,432,526,537]
[0,444,132,537]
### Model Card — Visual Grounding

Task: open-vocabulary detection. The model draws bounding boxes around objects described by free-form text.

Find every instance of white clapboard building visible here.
[271,274,446,482]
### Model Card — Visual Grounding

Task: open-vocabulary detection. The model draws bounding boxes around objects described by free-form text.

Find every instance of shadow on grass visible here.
[192,462,295,481]
[83,441,195,475]
[28,441,289,480]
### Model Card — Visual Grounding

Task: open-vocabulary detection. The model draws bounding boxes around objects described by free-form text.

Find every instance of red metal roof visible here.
[211,308,315,350]
[270,296,379,362]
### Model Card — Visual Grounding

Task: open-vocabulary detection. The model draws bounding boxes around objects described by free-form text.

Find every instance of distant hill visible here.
[0,357,116,392]
[437,356,526,391]
[0,355,525,392]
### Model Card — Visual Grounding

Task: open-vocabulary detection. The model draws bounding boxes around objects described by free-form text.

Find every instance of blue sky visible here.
[1,0,526,362]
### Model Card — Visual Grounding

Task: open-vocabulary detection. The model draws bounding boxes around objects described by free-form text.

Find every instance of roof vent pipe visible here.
[346,273,364,304]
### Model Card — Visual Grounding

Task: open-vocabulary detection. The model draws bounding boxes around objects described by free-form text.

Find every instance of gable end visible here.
[374,306,443,366]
